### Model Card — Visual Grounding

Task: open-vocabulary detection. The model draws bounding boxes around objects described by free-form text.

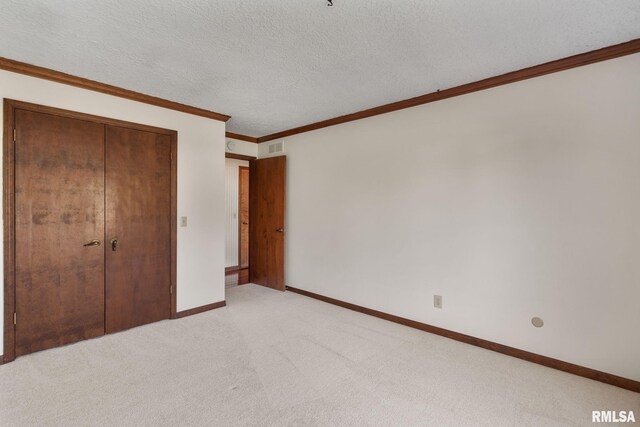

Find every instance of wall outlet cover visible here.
[434,295,443,309]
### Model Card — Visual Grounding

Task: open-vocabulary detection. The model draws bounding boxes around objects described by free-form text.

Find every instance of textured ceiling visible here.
[1,1,640,137]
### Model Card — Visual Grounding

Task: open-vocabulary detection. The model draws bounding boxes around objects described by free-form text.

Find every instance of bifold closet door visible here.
[105,126,172,333]
[14,110,106,356]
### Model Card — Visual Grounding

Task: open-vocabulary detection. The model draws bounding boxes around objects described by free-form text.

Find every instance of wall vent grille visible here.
[268,141,284,154]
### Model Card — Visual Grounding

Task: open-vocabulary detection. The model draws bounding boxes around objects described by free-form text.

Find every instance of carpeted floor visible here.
[1,284,638,426]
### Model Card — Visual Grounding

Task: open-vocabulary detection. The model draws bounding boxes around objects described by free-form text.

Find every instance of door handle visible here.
[242,222,248,225]
[276,228,284,233]
[83,239,101,247]
[110,239,119,251]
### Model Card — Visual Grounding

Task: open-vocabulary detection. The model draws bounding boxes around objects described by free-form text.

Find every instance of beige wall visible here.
[226,137,258,157]
[0,70,228,355]
[259,53,640,381]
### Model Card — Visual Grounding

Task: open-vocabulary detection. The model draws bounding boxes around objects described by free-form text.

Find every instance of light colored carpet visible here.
[1,284,638,426]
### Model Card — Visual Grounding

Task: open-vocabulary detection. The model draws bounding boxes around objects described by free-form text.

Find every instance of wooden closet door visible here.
[105,126,172,333]
[14,109,105,356]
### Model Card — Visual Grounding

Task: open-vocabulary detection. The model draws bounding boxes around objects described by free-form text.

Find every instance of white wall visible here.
[225,158,249,267]
[0,70,227,355]
[260,53,640,381]
[226,137,258,157]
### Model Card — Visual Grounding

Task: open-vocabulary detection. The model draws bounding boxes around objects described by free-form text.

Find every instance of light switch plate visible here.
[180,216,187,227]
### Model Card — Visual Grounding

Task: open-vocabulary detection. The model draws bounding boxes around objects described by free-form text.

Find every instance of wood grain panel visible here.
[249,156,286,291]
[14,109,105,356]
[105,126,172,333]
[3,100,17,362]
[239,166,250,268]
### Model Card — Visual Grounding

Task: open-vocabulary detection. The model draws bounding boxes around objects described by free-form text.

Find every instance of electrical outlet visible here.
[434,295,442,309]
[180,216,188,227]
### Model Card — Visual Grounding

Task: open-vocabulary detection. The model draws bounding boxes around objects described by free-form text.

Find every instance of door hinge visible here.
[13,312,16,325]
[13,129,16,142]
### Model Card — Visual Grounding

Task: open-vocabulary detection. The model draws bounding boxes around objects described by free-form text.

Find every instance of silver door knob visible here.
[276,228,284,232]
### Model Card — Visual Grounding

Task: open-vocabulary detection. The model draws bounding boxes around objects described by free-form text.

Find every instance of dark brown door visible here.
[249,156,286,291]
[105,126,172,333]
[238,166,250,268]
[14,110,105,356]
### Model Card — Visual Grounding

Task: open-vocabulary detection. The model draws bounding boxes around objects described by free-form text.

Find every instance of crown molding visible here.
[258,38,640,143]
[225,132,259,143]
[4,38,639,141]
[0,57,231,122]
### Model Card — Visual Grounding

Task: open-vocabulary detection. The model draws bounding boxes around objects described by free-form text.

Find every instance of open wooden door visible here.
[249,156,286,291]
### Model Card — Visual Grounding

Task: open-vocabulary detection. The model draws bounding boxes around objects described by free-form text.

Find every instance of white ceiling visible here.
[1,1,639,137]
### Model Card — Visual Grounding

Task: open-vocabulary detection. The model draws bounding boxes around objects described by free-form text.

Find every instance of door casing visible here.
[3,99,178,363]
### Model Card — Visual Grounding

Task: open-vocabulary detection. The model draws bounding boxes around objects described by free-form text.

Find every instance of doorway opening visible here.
[224,151,287,291]
[225,153,253,287]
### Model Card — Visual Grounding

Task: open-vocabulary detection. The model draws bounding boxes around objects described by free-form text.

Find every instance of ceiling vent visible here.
[268,141,284,155]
